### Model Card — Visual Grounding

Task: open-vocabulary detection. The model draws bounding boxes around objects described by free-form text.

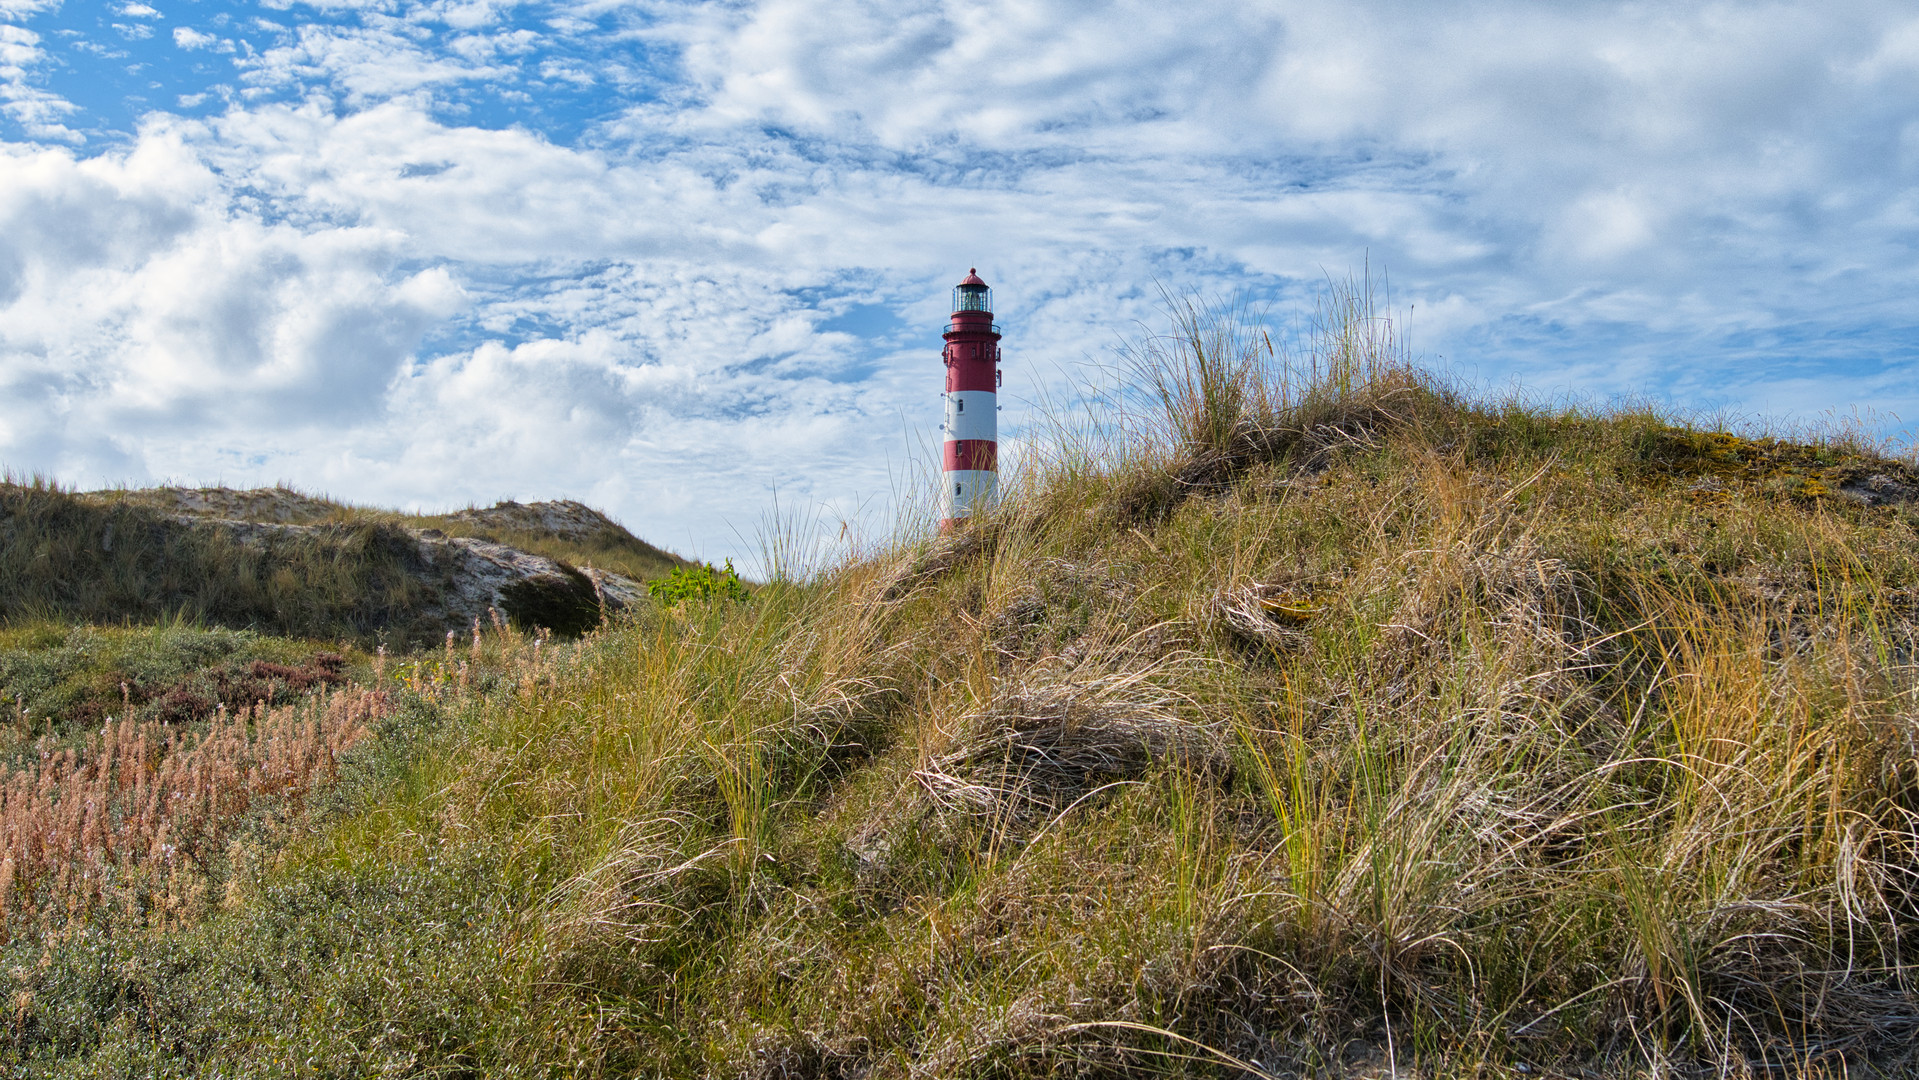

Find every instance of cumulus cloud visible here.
[0,132,465,477]
[0,102,938,553]
[2,0,1918,563]
[173,27,221,50]
[238,23,518,105]
[669,0,1279,151]
[0,0,58,20]
[0,23,79,142]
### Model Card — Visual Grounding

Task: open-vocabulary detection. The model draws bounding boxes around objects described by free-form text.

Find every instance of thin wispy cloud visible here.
[2,0,1916,564]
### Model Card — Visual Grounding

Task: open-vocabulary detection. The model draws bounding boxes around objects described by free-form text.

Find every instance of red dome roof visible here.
[959,268,987,287]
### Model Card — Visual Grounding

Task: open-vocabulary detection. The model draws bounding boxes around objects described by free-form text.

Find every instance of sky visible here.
[3,0,1918,567]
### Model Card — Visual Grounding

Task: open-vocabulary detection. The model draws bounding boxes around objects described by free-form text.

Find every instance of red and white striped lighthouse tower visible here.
[941,269,1001,530]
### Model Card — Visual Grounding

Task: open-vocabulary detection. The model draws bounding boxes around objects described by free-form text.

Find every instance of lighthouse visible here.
[941,269,1001,530]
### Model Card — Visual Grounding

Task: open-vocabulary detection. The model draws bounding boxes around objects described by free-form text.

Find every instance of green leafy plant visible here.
[646,558,751,606]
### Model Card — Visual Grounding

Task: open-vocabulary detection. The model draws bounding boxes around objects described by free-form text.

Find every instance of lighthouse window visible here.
[956,399,963,412]
[952,286,992,312]
[956,484,963,495]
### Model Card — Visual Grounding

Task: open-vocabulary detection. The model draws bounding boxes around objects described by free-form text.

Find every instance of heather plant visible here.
[0,622,358,740]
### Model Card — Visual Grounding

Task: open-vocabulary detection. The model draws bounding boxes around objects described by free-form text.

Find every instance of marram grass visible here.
[8,297,1919,1077]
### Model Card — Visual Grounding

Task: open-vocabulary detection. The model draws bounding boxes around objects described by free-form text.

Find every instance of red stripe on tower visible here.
[940,268,1001,531]
[942,440,998,472]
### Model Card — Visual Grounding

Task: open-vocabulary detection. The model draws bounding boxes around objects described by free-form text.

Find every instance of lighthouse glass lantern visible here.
[940,269,1001,530]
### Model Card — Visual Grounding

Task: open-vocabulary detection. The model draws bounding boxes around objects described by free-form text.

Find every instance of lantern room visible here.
[952,270,992,314]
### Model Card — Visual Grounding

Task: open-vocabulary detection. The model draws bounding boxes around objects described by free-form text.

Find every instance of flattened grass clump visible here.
[915,654,1227,824]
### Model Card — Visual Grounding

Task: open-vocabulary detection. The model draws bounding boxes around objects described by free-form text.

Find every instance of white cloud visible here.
[415,0,518,32]
[6,0,1919,563]
[668,0,1282,150]
[0,107,938,555]
[238,23,516,105]
[0,132,464,477]
[0,23,44,82]
[0,0,58,21]
[536,58,590,86]
[0,23,78,142]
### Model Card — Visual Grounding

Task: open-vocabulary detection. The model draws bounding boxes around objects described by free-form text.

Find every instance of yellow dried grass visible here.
[0,686,389,936]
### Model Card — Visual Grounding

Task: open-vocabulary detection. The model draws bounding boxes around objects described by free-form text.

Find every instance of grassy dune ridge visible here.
[84,485,691,585]
[7,290,1919,1076]
[0,483,686,645]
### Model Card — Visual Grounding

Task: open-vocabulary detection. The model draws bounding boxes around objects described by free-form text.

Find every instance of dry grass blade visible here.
[1052,1019,1282,1079]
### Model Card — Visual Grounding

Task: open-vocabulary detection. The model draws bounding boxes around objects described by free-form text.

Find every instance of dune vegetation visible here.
[5,286,1919,1077]
[0,482,684,647]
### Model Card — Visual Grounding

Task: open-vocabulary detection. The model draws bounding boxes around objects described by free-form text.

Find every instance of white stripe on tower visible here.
[942,471,998,523]
[941,268,1001,530]
[944,391,997,442]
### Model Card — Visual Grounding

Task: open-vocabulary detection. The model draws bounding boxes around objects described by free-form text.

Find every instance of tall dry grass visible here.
[0,685,389,937]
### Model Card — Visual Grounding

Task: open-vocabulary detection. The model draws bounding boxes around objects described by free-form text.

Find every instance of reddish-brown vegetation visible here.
[0,685,389,937]
[59,652,352,731]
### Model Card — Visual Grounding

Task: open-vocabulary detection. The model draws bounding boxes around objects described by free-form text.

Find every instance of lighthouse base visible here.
[939,469,997,530]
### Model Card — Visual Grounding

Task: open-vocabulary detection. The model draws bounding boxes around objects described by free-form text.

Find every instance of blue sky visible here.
[3,0,1918,565]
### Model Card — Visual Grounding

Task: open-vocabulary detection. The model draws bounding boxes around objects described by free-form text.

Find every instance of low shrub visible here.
[647,559,751,606]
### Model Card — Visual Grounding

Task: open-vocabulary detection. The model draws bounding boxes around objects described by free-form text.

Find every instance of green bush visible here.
[646,558,750,606]
[0,853,558,1078]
